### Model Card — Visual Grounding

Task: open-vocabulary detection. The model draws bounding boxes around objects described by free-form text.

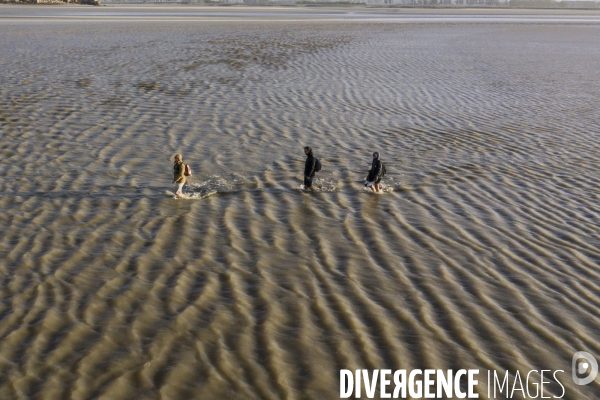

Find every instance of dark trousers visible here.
[304,176,314,188]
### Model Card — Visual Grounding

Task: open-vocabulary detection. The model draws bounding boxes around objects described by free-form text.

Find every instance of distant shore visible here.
[2,0,600,9]
[3,4,600,15]
[3,3,600,25]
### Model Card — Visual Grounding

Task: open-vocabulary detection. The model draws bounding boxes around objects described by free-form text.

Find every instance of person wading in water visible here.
[172,154,186,198]
[365,151,385,193]
[303,146,320,192]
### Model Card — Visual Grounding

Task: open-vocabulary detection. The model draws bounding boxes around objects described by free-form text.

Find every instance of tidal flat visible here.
[0,6,599,399]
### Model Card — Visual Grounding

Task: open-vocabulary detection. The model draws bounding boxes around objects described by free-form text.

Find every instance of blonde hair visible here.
[174,154,182,162]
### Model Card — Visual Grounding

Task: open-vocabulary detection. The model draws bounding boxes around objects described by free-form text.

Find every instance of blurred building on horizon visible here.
[94,0,600,8]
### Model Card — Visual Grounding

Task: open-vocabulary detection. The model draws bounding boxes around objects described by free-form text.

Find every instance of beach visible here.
[0,6,599,399]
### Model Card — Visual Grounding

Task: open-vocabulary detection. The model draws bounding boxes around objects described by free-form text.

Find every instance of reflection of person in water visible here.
[303,146,316,192]
[365,151,384,193]
[172,154,186,198]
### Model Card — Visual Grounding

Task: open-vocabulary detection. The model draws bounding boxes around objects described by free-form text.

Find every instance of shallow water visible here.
[1,6,600,399]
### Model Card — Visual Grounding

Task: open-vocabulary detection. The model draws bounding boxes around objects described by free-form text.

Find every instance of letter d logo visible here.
[572,351,598,385]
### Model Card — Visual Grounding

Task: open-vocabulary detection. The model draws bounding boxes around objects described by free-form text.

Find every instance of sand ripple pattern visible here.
[1,13,599,400]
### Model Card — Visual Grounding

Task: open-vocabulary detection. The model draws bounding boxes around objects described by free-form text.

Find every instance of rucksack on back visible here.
[380,162,386,177]
[315,158,322,172]
[184,164,192,176]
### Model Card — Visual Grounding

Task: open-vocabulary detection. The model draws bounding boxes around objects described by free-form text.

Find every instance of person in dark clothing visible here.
[365,151,383,193]
[303,146,316,191]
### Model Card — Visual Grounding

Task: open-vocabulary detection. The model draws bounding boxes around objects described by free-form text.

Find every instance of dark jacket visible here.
[368,159,382,182]
[173,161,186,184]
[304,151,316,178]
[372,159,382,179]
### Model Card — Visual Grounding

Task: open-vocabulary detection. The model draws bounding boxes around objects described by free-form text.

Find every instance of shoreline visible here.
[3,3,600,12]
[2,2,600,10]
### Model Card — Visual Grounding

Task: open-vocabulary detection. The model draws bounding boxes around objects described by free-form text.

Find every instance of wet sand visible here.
[0,6,599,400]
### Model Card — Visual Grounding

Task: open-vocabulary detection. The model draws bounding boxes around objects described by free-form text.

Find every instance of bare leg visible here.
[176,183,184,197]
[374,183,381,193]
[305,176,316,191]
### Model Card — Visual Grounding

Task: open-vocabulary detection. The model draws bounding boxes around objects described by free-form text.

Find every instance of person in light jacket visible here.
[172,154,186,198]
